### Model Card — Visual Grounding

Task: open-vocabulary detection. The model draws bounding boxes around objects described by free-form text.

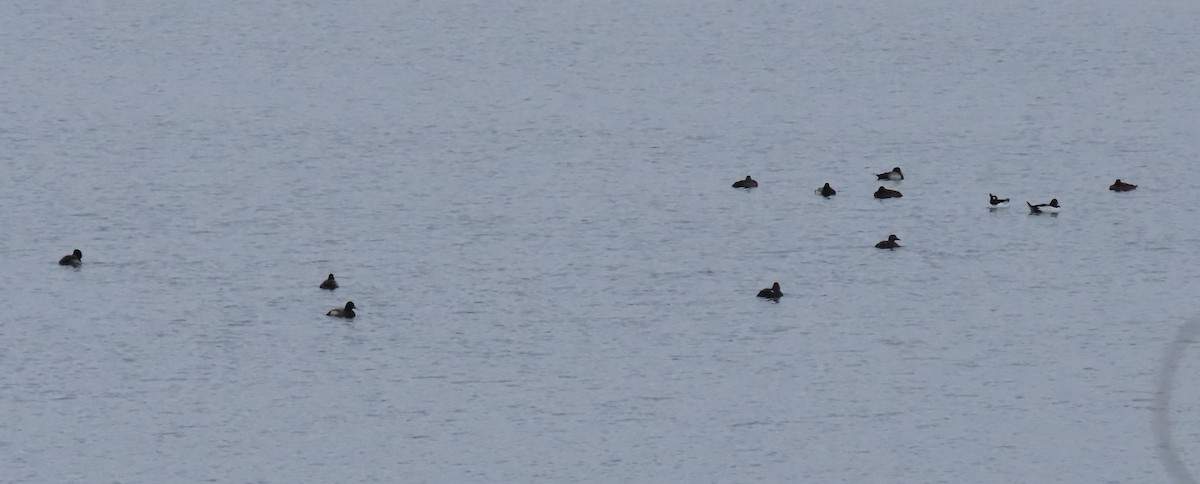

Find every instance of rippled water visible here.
[4,1,1200,482]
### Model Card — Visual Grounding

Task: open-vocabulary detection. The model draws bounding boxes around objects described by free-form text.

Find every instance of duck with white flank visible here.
[327,301,357,319]
[1109,179,1137,192]
[732,176,758,188]
[1027,198,1061,214]
[756,282,782,300]
[876,167,903,181]
[875,234,901,250]
[874,186,903,199]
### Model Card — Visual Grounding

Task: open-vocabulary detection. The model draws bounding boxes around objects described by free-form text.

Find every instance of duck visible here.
[1109,179,1137,192]
[1027,198,1061,214]
[58,249,82,267]
[320,274,338,290]
[732,175,758,189]
[817,183,836,197]
[327,301,357,319]
[875,234,901,250]
[756,282,782,300]
[874,186,903,199]
[876,167,904,181]
[988,194,1010,209]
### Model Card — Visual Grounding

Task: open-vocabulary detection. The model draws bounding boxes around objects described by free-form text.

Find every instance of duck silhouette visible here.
[875,234,901,250]
[1109,179,1137,192]
[756,282,782,300]
[58,249,82,267]
[876,167,903,181]
[732,176,758,189]
[1027,198,1061,214]
[874,186,903,199]
[327,301,357,319]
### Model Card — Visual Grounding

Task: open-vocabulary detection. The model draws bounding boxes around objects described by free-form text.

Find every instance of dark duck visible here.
[732,176,758,189]
[58,249,82,267]
[817,183,836,197]
[756,282,782,300]
[1109,179,1137,192]
[327,301,357,319]
[875,234,901,250]
[988,194,1010,209]
[874,186,903,199]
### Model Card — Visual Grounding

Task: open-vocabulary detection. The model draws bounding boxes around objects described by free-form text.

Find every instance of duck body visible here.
[1109,179,1137,192]
[327,301,357,319]
[989,194,1010,209]
[1027,198,1061,214]
[874,186,903,199]
[320,274,338,290]
[875,234,901,250]
[58,249,82,267]
[756,282,782,300]
[732,176,758,188]
[817,183,836,197]
[876,167,904,181]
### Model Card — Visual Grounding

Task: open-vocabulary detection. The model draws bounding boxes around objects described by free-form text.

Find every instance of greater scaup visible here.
[876,167,904,181]
[875,234,901,250]
[58,249,82,267]
[320,274,338,290]
[732,176,759,188]
[1027,198,1061,214]
[817,183,836,197]
[874,186,903,199]
[756,282,782,300]
[327,301,357,318]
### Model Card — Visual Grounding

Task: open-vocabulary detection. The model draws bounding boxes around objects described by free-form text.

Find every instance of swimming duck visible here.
[756,282,782,300]
[58,249,82,267]
[874,186,903,199]
[817,183,836,197]
[320,274,338,290]
[1027,198,1061,214]
[327,301,357,318]
[732,176,758,188]
[1109,179,1137,192]
[875,234,901,250]
[989,194,1010,209]
[876,167,904,181]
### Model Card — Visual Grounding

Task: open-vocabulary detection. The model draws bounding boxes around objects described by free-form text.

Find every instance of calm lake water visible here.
[4,1,1200,482]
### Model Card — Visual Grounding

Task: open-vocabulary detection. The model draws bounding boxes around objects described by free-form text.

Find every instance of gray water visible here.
[3,1,1200,482]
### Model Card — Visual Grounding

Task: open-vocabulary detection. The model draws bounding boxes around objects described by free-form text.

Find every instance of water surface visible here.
[3,1,1200,482]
